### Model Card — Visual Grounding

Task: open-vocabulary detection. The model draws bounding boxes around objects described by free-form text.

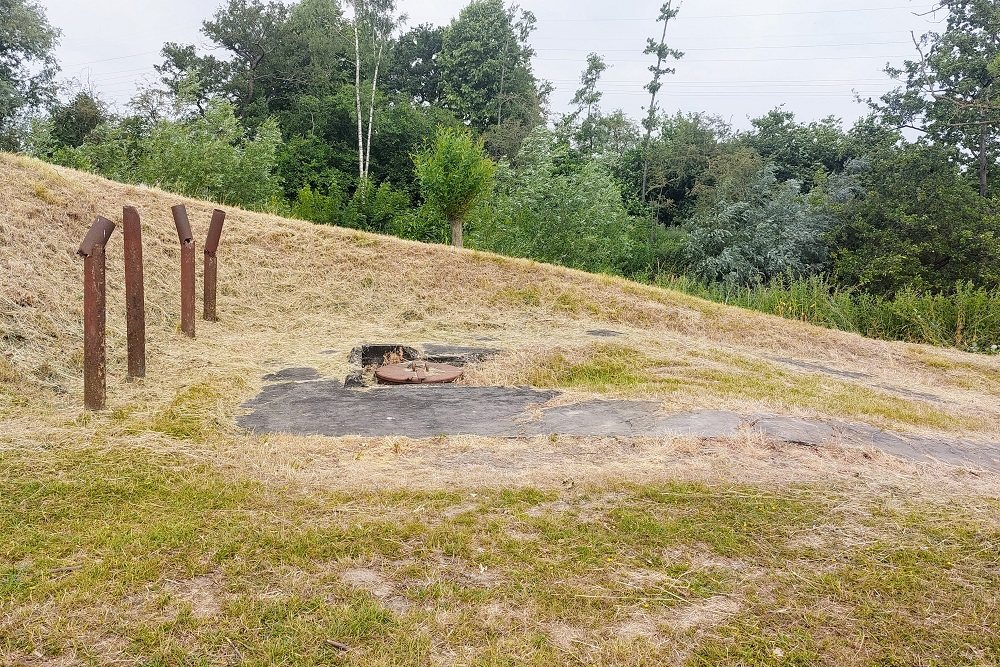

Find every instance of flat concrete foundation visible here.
[238,380,1000,472]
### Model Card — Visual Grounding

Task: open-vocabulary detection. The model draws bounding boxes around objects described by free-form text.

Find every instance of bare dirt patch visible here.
[339,567,412,615]
[165,574,224,619]
[661,595,741,634]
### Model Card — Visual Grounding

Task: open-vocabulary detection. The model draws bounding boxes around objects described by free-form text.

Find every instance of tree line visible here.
[3,0,999,350]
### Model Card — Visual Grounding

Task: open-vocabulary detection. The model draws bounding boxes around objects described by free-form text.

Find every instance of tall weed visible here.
[660,275,1000,353]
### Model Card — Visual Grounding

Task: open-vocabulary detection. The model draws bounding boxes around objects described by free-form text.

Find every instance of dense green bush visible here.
[291,177,412,236]
[44,102,284,211]
[341,178,412,234]
[136,102,283,210]
[682,150,831,286]
[470,127,648,276]
[291,182,344,225]
[827,142,1000,294]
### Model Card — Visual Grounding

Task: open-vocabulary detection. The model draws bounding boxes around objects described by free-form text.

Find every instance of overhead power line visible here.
[62,51,161,68]
[536,55,912,64]
[531,30,914,42]
[539,5,937,22]
[535,41,911,53]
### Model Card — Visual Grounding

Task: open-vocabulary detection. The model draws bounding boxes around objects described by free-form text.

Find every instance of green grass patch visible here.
[149,382,227,440]
[494,286,542,307]
[692,503,1000,666]
[2,446,997,665]
[527,343,977,431]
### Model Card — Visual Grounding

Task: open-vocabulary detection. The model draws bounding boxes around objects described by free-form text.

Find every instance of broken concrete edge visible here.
[262,367,323,382]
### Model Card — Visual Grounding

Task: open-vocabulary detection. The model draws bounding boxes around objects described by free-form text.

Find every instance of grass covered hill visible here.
[2,155,999,665]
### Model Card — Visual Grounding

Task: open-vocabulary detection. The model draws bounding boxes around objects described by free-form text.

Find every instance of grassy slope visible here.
[1,154,999,665]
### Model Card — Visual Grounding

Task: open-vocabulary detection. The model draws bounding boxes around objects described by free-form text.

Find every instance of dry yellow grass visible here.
[3,155,1000,666]
[2,153,996,443]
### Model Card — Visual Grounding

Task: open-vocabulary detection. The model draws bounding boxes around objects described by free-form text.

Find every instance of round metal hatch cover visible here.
[375,361,464,385]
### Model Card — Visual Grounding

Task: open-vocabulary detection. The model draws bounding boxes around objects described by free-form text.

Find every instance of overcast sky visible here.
[43,0,946,130]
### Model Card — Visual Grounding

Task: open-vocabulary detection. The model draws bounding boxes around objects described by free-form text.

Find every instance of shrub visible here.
[470,127,646,276]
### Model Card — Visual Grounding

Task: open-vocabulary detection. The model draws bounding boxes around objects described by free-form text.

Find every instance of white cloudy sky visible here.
[44,0,946,129]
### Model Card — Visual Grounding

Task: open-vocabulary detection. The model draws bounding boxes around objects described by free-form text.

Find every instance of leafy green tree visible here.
[683,150,832,286]
[471,127,646,274]
[438,0,543,157]
[0,0,59,149]
[873,0,1000,196]
[50,91,107,148]
[283,0,353,96]
[413,126,496,248]
[385,24,445,105]
[741,109,848,189]
[828,141,1000,294]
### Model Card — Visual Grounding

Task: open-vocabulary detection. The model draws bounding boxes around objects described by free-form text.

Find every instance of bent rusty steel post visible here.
[123,207,146,378]
[171,204,196,338]
[203,209,226,322]
[77,216,116,410]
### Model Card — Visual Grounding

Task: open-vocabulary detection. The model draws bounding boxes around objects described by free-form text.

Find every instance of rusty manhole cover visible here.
[375,361,464,385]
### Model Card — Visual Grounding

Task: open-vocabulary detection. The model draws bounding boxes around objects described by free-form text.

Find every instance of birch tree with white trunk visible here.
[348,0,404,183]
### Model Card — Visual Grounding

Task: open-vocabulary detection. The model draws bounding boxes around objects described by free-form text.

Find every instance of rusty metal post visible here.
[203,209,225,322]
[171,204,196,338]
[123,207,146,378]
[77,217,116,411]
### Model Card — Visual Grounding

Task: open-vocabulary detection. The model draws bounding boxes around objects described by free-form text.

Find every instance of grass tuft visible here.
[149,383,226,440]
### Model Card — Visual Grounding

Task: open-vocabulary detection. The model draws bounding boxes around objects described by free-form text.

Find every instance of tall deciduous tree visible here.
[0,0,59,148]
[385,24,445,105]
[873,0,1000,197]
[413,127,496,248]
[155,43,228,117]
[349,0,403,181]
[438,0,542,157]
[640,2,683,202]
[201,0,289,115]
[567,53,608,156]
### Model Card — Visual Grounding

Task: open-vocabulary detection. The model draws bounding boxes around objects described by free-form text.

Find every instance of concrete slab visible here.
[263,367,322,382]
[421,344,502,366]
[240,383,559,438]
[238,380,1000,473]
[587,329,624,338]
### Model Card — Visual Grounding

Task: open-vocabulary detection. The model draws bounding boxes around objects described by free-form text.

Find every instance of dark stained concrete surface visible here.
[239,378,1000,472]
